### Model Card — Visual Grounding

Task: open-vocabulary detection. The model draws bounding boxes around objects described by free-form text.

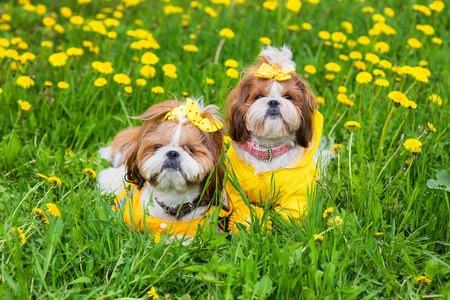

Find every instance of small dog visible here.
[225,45,328,228]
[98,99,228,239]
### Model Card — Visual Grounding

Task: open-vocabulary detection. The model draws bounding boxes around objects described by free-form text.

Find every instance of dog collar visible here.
[154,196,208,217]
[237,141,293,163]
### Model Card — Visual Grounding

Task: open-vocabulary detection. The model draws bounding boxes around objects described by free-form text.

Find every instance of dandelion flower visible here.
[224,59,238,68]
[259,37,272,45]
[206,77,215,85]
[404,139,422,153]
[416,275,431,285]
[32,208,49,224]
[35,173,48,181]
[428,94,442,106]
[18,99,31,111]
[286,0,302,13]
[384,7,395,17]
[304,65,316,74]
[47,176,62,187]
[322,207,335,218]
[357,36,371,45]
[325,62,341,73]
[141,52,159,65]
[139,65,156,79]
[344,121,361,131]
[356,72,372,84]
[263,0,278,10]
[94,78,107,87]
[287,25,299,31]
[219,28,235,39]
[374,232,383,238]
[83,168,97,178]
[374,79,389,87]
[327,216,343,229]
[407,38,421,49]
[429,1,444,12]
[313,234,324,242]
[227,68,239,78]
[183,44,199,52]
[16,76,35,89]
[331,32,347,43]
[124,86,133,94]
[354,61,366,70]
[152,86,164,94]
[325,74,335,81]
[113,74,131,85]
[318,31,330,40]
[12,227,26,246]
[412,5,431,16]
[316,96,325,104]
[136,79,147,87]
[46,203,61,218]
[427,122,436,133]
[374,41,390,54]
[49,52,69,67]
[147,286,159,299]
[58,81,69,89]
[388,91,408,106]
[204,7,217,17]
[338,86,347,93]
[332,144,344,154]
[365,53,380,64]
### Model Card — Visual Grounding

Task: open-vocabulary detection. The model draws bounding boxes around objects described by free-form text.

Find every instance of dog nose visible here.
[166,150,180,159]
[268,100,280,107]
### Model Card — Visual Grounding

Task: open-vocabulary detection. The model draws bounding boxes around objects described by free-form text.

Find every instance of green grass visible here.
[1,0,449,298]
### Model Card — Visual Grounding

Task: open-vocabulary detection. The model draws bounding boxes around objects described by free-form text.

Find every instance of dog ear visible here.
[294,76,317,148]
[132,100,181,124]
[226,77,252,143]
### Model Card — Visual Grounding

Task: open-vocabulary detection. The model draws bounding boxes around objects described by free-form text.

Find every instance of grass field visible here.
[1,0,449,298]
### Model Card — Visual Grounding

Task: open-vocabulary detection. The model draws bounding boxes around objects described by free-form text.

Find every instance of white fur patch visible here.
[261,45,296,70]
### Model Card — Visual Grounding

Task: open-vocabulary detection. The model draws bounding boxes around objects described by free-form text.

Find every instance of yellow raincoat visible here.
[225,112,323,220]
[113,183,229,237]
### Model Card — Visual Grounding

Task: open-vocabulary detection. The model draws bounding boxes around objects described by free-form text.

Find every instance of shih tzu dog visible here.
[225,45,328,230]
[98,99,228,239]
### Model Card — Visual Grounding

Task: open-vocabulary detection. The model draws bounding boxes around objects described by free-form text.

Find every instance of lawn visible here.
[0,0,449,298]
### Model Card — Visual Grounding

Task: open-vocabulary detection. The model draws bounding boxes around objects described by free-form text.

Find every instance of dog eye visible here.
[284,94,293,100]
[154,146,161,151]
[187,146,195,154]
[254,94,264,100]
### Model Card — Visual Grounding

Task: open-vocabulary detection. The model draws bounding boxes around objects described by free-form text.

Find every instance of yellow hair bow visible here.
[254,63,295,81]
[162,99,223,132]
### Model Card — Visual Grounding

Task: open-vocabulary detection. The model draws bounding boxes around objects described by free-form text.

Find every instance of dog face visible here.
[127,100,224,200]
[226,46,316,147]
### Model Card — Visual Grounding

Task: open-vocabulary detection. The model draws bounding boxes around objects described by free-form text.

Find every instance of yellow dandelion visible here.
[219,28,235,39]
[141,52,159,65]
[365,53,380,64]
[357,36,371,45]
[325,62,341,72]
[429,1,444,12]
[183,44,199,52]
[316,96,325,104]
[206,77,215,85]
[83,168,97,179]
[263,0,278,10]
[286,0,302,13]
[32,208,49,224]
[46,203,61,218]
[18,99,32,111]
[287,25,299,31]
[322,207,335,218]
[16,76,35,89]
[304,65,316,74]
[35,173,48,181]
[94,78,107,87]
[327,216,343,229]
[374,232,383,238]
[113,73,131,85]
[12,227,26,246]
[428,94,442,106]
[331,144,344,154]
[259,37,272,45]
[356,72,372,84]
[140,65,156,79]
[416,275,431,285]
[48,52,69,67]
[374,79,389,87]
[152,86,165,94]
[404,139,422,153]
[344,121,361,131]
[318,31,330,40]
[58,81,69,89]
[427,123,436,133]
[407,38,421,49]
[147,286,159,299]
[432,37,442,45]
[224,59,238,68]
[313,234,324,242]
[227,68,239,78]
[136,79,147,87]
[388,91,408,106]
[124,86,133,94]
[47,176,62,187]
[204,7,217,17]
[325,74,335,81]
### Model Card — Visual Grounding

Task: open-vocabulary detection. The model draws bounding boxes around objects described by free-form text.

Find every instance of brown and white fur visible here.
[226,45,331,173]
[98,99,224,222]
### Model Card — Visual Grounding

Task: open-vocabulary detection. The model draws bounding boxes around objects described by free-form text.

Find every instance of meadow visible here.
[0,0,449,298]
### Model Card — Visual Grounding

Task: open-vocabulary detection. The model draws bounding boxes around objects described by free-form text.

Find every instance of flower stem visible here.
[349,131,354,195]
[11,181,44,219]
[379,106,395,150]
[214,38,226,65]
[376,142,403,184]
[328,108,347,138]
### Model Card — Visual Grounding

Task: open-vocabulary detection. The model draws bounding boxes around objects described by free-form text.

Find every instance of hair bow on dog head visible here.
[162,99,223,132]
[254,63,296,81]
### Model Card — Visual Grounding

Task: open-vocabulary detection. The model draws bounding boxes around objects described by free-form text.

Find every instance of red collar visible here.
[237,141,293,163]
